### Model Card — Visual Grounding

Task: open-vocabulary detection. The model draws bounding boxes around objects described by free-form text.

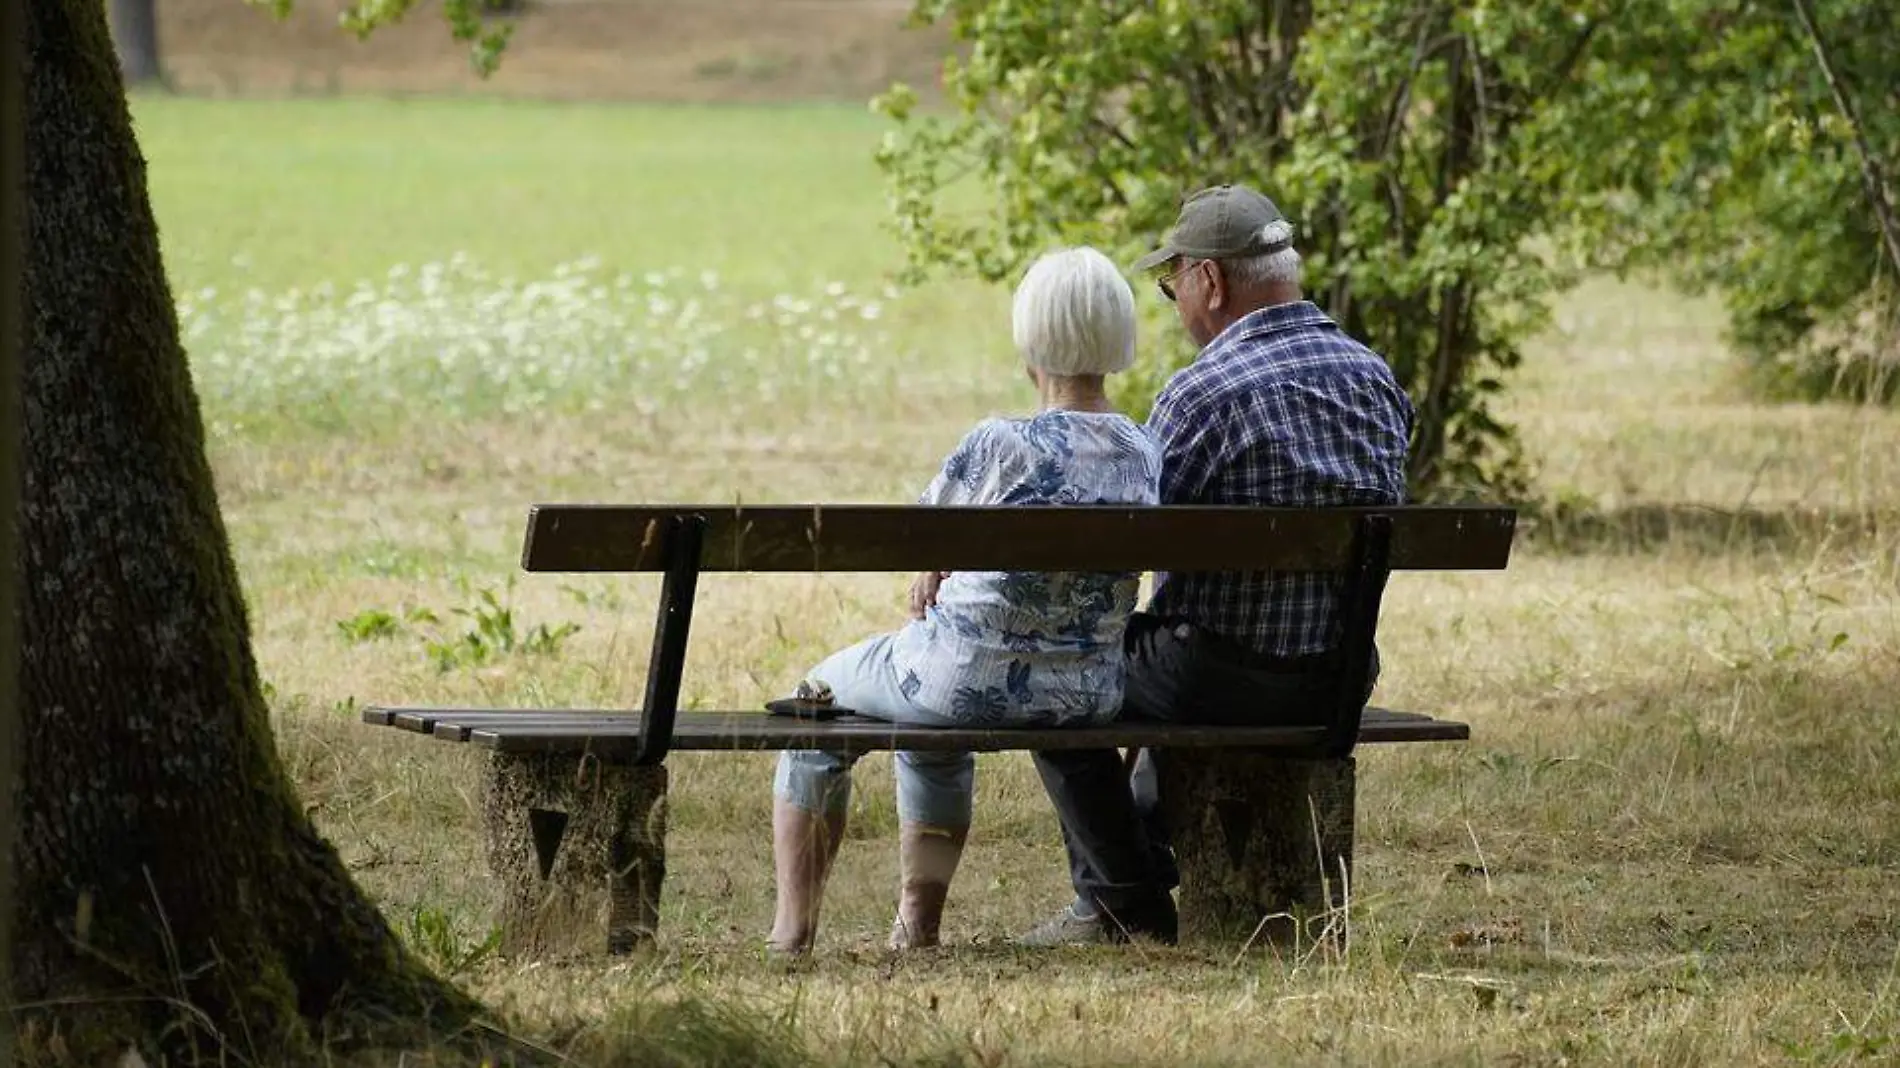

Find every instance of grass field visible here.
[133,94,1900,1066]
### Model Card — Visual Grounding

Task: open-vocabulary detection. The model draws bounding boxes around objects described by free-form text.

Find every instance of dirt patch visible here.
[155,0,954,103]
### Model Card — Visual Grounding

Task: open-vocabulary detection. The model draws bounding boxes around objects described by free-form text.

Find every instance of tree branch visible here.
[1790,0,1900,280]
[1180,14,1235,159]
[1537,17,1602,100]
[1482,14,1604,153]
[1228,3,1267,135]
[1375,12,1439,161]
[1091,115,1139,154]
[1469,37,1492,157]
[1415,35,1480,490]
[1083,117,1134,210]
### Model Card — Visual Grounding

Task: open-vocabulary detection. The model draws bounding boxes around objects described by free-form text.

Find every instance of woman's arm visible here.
[916,420,997,507]
[907,421,1003,617]
[908,570,952,619]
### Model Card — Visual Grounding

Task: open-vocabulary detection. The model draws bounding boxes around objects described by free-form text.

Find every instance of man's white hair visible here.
[1011,246,1137,376]
[1218,219,1302,287]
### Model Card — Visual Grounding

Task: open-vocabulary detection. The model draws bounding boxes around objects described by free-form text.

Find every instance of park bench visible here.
[362,503,1517,955]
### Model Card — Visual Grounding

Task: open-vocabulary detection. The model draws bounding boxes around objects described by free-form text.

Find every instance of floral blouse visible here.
[887,410,1163,726]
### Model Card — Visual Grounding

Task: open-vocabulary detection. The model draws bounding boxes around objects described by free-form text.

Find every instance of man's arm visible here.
[1146,379,1226,505]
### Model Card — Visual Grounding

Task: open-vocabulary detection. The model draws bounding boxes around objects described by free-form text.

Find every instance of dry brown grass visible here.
[210,269,1900,1065]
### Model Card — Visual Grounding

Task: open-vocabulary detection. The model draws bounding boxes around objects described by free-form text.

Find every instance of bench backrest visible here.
[515,503,1518,765]
[520,504,1517,573]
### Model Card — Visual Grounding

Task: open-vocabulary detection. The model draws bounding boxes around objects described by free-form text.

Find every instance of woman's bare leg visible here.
[769,796,848,953]
[890,820,969,949]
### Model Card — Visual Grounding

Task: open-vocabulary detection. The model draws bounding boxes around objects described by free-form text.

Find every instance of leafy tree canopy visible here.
[872,0,1900,499]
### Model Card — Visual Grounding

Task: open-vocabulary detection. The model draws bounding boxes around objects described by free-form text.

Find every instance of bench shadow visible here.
[1516,501,1895,557]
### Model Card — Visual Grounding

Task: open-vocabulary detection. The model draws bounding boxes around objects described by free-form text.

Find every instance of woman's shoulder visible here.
[957,413,1057,452]
[1060,410,1161,453]
[958,410,1159,465]
[935,417,1028,487]
[1020,408,1150,434]
[947,416,1016,456]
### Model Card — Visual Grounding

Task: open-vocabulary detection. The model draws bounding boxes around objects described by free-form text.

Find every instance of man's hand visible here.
[908,570,951,620]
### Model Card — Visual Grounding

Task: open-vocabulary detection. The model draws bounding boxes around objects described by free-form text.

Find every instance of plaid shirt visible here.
[1146,300,1414,659]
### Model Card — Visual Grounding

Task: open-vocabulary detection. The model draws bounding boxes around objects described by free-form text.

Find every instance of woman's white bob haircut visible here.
[1010,246,1138,376]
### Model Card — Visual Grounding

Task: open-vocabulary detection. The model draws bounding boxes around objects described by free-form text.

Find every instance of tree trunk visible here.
[1408,38,1481,493]
[106,0,163,88]
[2,0,26,1058]
[14,0,478,1058]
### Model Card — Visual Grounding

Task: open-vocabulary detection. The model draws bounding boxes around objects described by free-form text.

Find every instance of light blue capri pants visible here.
[773,633,975,829]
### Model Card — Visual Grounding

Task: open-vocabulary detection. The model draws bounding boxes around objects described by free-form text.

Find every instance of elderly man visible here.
[1019,185,1415,946]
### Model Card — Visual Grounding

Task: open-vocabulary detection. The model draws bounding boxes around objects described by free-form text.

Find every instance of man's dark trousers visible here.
[1030,613,1374,940]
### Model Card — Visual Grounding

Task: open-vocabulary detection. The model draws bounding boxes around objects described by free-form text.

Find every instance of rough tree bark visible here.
[3,0,26,1058]
[106,0,163,88]
[13,0,481,1058]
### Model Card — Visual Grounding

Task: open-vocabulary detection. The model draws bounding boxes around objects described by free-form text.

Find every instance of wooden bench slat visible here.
[369,706,1443,733]
[367,707,1447,731]
[521,504,1517,574]
[361,706,1466,756]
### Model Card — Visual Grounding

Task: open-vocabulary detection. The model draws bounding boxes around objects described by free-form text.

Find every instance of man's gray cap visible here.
[1133,185,1292,272]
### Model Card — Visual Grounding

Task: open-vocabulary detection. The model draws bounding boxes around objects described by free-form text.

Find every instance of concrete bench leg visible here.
[482,751,668,957]
[1156,749,1355,950]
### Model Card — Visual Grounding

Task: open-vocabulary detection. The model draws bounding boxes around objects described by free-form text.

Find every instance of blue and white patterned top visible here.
[1146,301,1414,659]
[889,411,1163,727]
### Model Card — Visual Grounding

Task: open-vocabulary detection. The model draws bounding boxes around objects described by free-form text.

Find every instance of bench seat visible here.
[364,705,1469,755]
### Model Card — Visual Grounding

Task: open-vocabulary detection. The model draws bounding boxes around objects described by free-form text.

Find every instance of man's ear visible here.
[1205,260,1227,312]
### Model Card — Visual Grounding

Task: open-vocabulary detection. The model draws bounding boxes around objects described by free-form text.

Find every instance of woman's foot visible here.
[888,916,936,951]
[769,797,846,953]
[889,821,968,950]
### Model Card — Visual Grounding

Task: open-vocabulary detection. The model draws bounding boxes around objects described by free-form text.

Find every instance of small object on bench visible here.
[363,503,1517,957]
[765,699,849,721]
[765,679,850,720]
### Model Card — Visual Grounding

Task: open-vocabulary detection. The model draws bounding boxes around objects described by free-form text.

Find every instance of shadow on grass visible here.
[535,990,1019,1068]
[552,997,821,1068]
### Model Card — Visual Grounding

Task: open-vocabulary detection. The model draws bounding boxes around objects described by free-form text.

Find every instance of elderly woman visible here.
[768,246,1162,954]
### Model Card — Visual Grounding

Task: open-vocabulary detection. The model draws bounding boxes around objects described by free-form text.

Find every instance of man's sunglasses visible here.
[1155,259,1203,302]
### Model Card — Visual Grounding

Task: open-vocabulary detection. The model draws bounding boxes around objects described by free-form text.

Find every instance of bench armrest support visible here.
[1322,514,1394,759]
[634,514,707,765]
